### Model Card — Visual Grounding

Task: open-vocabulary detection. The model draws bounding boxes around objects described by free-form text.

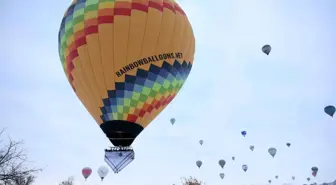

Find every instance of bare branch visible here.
[59,177,74,185]
[0,128,41,184]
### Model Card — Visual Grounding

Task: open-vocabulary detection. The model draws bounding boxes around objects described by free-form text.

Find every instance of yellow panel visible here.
[86,34,108,98]
[139,6,162,71]
[155,7,175,55]
[125,10,147,76]
[98,24,116,92]
[113,16,131,82]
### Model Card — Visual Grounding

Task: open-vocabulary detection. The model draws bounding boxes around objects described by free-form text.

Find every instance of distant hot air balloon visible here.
[324,105,335,117]
[268,147,277,158]
[170,118,176,125]
[97,166,109,181]
[286,142,291,147]
[268,180,272,184]
[249,145,255,151]
[59,0,195,174]
[218,159,226,168]
[196,160,202,168]
[307,178,311,181]
[82,167,92,180]
[311,167,318,177]
[241,131,247,137]
[232,156,235,161]
[219,173,225,179]
[199,140,203,145]
[242,164,248,172]
[275,175,278,179]
[292,176,295,180]
[262,45,272,55]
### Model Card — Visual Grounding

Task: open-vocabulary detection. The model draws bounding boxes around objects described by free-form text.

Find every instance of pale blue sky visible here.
[1,0,336,185]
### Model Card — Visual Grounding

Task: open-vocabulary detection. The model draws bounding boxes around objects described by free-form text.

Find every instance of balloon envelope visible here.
[268,147,277,157]
[324,105,335,117]
[268,180,272,183]
[275,175,278,179]
[170,118,176,125]
[262,44,272,55]
[286,142,291,147]
[218,159,226,168]
[232,156,235,160]
[292,176,295,180]
[196,160,202,168]
[82,167,92,179]
[250,145,254,151]
[97,166,109,180]
[311,166,318,173]
[242,164,248,172]
[199,140,203,145]
[241,131,247,137]
[219,173,225,179]
[58,0,195,147]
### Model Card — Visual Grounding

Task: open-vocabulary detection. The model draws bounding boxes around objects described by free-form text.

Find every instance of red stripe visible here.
[163,2,175,13]
[75,37,86,47]
[85,25,98,34]
[132,2,148,12]
[114,8,131,16]
[98,16,114,24]
[149,1,163,11]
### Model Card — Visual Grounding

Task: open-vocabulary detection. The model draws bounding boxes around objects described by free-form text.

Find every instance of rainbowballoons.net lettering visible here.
[58,0,195,147]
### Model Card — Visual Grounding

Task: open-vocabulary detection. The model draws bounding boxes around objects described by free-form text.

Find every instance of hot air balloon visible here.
[232,156,235,161]
[97,166,109,181]
[311,167,318,177]
[170,118,176,125]
[249,145,255,151]
[268,147,277,158]
[218,159,226,168]
[196,160,202,168]
[268,180,272,184]
[262,45,271,55]
[292,176,295,180]
[275,175,278,179]
[58,0,195,173]
[199,140,203,145]
[324,105,335,117]
[307,178,311,181]
[286,142,291,147]
[82,167,92,180]
[242,164,248,172]
[219,173,225,179]
[241,131,247,137]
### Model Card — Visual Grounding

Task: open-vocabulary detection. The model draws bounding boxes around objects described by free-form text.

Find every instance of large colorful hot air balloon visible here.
[58,0,195,173]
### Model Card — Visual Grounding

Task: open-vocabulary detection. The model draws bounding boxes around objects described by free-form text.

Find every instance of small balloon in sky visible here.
[82,167,92,180]
[219,173,225,179]
[241,131,247,137]
[242,164,248,172]
[292,176,295,180]
[307,177,311,181]
[199,140,203,145]
[262,44,272,55]
[286,142,291,147]
[250,145,255,151]
[196,160,202,168]
[170,118,176,125]
[268,180,272,184]
[97,166,109,181]
[268,147,277,158]
[324,105,335,117]
[218,159,226,168]
[232,156,235,161]
[275,175,278,179]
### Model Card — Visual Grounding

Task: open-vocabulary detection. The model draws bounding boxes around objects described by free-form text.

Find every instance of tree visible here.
[59,177,74,185]
[181,177,205,185]
[0,129,41,184]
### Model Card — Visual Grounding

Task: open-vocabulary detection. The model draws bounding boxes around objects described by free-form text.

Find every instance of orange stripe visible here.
[98,8,114,16]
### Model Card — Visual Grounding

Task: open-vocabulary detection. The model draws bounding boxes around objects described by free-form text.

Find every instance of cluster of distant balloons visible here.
[169,81,334,183]
[81,166,109,181]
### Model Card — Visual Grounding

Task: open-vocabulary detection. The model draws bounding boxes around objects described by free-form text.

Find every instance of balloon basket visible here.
[104,146,134,174]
